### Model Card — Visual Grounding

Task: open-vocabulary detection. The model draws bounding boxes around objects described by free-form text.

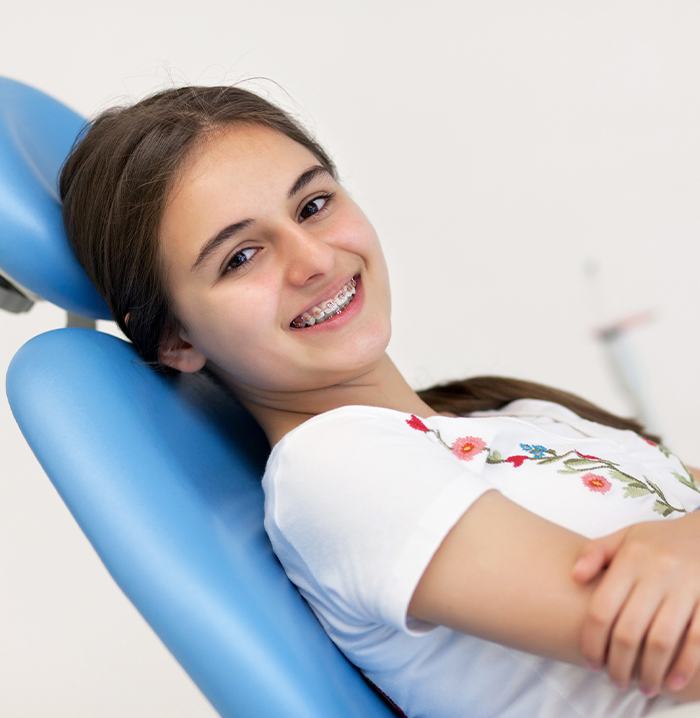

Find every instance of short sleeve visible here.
[263,407,500,637]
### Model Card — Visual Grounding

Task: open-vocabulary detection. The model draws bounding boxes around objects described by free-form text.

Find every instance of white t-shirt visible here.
[261,398,699,717]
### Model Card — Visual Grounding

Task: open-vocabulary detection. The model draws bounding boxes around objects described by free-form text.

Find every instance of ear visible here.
[158,325,207,373]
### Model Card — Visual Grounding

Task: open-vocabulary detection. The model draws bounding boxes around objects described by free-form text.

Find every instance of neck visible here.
[215,352,455,449]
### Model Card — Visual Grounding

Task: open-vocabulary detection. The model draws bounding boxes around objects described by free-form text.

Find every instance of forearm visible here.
[411,490,606,666]
[411,488,699,702]
[467,493,608,666]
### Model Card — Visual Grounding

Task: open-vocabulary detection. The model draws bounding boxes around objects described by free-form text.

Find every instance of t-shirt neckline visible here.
[268,404,411,457]
[267,397,574,459]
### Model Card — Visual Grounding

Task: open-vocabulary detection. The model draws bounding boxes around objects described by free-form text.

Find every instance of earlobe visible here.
[158,331,207,373]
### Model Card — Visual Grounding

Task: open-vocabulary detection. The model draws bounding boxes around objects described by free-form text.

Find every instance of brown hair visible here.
[58,83,663,445]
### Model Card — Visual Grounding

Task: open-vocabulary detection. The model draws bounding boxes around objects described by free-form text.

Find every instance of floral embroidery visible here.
[520,443,548,459]
[405,415,486,462]
[505,455,528,468]
[575,451,605,461]
[405,414,690,517]
[406,415,430,433]
[450,436,488,461]
[490,444,687,517]
[581,473,612,494]
[674,471,700,494]
[639,434,700,496]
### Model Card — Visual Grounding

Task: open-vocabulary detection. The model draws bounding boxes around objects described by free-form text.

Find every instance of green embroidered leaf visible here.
[608,469,635,484]
[487,450,503,463]
[557,468,578,474]
[627,480,650,490]
[658,444,672,458]
[536,456,561,465]
[564,458,603,467]
[623,484,652,498]
[653,500,673,517]
[673,471,700,493]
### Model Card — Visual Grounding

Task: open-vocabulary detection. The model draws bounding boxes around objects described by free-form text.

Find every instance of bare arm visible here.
[407,487,700,703]
[408,489,603,665]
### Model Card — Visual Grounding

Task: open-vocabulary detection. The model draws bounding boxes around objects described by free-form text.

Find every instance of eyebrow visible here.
[190,164,334,273]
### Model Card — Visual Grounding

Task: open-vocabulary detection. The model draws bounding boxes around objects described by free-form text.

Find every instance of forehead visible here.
[159,123,319,271]
[168,123,316,207]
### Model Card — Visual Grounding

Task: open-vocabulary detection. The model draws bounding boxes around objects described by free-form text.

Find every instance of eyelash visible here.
[222,192,336,277]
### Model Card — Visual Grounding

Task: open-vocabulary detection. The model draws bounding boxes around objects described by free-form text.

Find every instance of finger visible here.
[637,593,696,696]
[664,602,700,695]
[580,565,637,669]
[573,531,626,584]
[606,581,665,691]
[572,544,609,583]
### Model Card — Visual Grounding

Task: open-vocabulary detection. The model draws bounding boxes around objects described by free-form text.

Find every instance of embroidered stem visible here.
[673,459,700,494]
[404,414,690,517]
[431,428,453,452]
[489,446,687,516]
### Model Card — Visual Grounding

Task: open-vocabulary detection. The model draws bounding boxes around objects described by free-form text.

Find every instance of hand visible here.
[571,515,700,697]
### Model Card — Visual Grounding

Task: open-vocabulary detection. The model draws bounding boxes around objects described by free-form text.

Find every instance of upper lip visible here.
[290,273,357,324]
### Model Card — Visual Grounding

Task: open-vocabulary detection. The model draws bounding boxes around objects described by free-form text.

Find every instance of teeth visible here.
[291,277,357,328]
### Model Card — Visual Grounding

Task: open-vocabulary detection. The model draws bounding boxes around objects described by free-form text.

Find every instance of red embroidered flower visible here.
[575,450,604,461]
[450,436,487,461]
[581,472,612,494]
[406,414,430,432]
[505,455,528,468]
[643,438,657,447]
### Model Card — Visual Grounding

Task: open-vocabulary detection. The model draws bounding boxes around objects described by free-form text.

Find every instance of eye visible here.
[223,247,259,276]
[222,192,336,277]
[299,192,335,221]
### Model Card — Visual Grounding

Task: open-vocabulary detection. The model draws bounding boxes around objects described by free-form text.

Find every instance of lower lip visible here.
[289,274,363,333]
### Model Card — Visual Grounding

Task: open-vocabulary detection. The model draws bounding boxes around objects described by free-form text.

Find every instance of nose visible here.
[278,219,337,286]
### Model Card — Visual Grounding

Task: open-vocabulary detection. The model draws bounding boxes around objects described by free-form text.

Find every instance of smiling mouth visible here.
[289,274,360,328]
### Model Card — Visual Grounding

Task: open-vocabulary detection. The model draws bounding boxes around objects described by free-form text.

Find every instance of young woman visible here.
[58,84,700,717]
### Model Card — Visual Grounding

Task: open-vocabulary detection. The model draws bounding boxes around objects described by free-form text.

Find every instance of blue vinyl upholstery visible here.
[0,77,108,317]
[1,76,399,717]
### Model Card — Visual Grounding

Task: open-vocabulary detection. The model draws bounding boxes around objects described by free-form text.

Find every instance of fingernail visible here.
[640,685,659,698]
[668,673,687,691]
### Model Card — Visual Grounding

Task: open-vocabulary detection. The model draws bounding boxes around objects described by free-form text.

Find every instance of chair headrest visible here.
[0,76,110,318]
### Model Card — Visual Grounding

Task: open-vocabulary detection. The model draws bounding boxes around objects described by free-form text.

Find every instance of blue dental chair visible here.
[0,76,404,718]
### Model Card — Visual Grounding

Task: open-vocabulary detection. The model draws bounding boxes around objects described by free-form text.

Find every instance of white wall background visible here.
[2,1,699,715]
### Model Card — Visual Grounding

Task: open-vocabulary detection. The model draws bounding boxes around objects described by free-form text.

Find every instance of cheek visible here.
[209,292,280,350]
[218,331,297,390]
[337,211,380,253]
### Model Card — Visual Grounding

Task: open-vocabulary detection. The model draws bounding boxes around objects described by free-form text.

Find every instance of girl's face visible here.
[157,123,392,405]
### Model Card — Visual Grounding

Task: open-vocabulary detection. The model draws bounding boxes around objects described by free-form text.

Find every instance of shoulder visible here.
[261,406,505,635]
[266,405,413,469]
[268,404,504,462]
[262,405,503,503]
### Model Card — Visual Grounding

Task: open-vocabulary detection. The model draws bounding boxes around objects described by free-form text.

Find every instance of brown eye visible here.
[223,247,259,276]
[299,192,335,221]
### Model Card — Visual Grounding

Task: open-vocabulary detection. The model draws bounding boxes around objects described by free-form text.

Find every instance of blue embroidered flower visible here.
[520,443,549,459]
